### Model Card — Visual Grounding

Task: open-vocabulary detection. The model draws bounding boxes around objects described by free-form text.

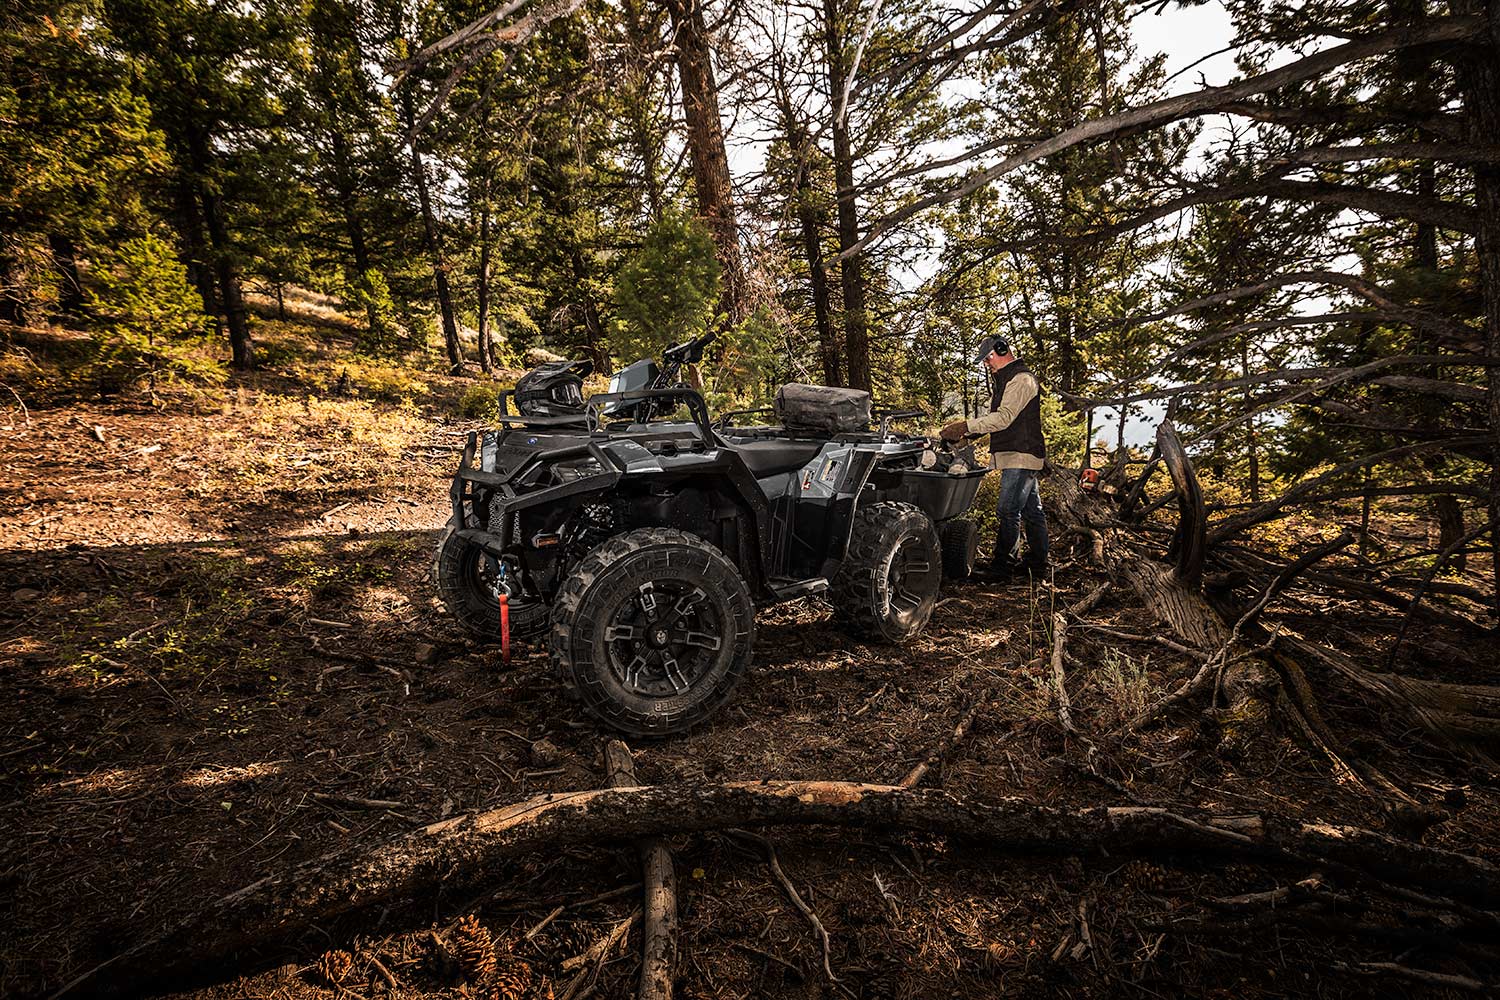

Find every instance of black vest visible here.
[987,360,1046,459]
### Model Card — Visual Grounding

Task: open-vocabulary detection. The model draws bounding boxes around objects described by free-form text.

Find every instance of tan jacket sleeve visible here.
[966,372,1038,435]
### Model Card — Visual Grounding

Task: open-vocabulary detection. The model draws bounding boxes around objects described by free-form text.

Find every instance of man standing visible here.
[940,337,1049,581]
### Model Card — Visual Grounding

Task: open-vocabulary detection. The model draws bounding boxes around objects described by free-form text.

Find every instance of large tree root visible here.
[56,781,1500,997]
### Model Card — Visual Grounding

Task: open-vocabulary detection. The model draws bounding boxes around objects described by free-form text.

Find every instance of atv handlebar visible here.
[662,330,717,368]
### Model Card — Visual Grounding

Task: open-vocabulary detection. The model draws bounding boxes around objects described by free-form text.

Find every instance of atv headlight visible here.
[550,457,605,483]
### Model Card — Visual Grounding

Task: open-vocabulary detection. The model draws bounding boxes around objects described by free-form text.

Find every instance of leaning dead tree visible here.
[56,779,1500,997]
[1049,416,1500,818]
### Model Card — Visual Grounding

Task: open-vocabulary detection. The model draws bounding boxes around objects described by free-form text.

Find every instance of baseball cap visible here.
[973,336,1010,362]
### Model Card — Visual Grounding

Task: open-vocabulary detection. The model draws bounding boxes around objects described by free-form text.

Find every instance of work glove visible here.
[939,419,968,442]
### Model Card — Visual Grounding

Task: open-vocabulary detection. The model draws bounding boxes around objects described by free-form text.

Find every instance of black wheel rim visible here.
[603,580,725,697]
[887,535,937,616]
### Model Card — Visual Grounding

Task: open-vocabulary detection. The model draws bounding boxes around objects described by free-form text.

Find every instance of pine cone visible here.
[316,948,355,986]
[452,913,497,982]
[486,957,533,1000]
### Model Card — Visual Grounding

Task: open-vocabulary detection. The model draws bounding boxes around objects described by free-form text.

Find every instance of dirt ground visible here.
[3,323,1497,999]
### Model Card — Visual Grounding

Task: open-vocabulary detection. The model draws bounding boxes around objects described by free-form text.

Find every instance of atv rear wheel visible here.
[939,518,979,580]
[550,528,754,737]
[434,518,550,641]
[832,501,942,642]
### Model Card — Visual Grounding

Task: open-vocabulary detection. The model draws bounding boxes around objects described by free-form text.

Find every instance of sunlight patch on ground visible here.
[175,760,286,790]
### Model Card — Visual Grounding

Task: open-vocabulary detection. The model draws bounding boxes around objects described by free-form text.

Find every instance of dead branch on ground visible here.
[603,741,677,1000]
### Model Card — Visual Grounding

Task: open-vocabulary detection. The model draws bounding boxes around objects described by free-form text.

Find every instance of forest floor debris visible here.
[2,323,1497,998]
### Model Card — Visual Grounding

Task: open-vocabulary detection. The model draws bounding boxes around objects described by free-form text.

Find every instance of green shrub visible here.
[457,382,500,419]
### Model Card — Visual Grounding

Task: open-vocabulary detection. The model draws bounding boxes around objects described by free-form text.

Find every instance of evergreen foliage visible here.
[85,232,220,394]
[612,208,721,364]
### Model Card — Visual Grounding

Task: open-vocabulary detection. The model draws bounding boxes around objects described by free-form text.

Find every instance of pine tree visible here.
[86,232,221,397]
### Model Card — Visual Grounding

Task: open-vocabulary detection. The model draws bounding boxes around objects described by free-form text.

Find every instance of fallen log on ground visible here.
[55,781,1500,997]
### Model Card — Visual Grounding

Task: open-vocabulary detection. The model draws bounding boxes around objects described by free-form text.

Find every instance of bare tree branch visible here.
[1217,100,1467,141]
[844,15,1485,255]
[1102,269,1474,348]
[393,0,587,142]
[970,178,1479,259]
[1067,355,1498,411]
[1268,141,1500,167]
[1208,436,1497,546]
[853,0,1028,94]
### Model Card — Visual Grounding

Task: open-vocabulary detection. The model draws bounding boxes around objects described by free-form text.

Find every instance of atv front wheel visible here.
[550,528,754,737]
[434,518,550,641]
[939,518,979,580]
[832,501,941,642]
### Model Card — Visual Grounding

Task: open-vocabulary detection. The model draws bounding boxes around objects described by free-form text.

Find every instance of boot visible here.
[969,558,1017,583]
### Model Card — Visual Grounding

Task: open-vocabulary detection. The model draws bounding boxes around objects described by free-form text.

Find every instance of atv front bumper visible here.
[450,431,621,555]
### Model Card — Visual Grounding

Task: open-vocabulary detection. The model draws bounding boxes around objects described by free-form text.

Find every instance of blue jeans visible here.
[994,468,1049,570]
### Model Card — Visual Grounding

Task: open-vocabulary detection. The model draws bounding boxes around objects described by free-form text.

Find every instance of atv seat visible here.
[723,437,827,478]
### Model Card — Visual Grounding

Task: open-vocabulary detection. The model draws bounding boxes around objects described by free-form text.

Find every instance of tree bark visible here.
[47,233,85,318]
[327,125,384,340]
[63,781,1500,997]
[1435,494,1468,573]
[172,177,218,331]
[822,0,872,391]
[789,122,840,386]
[662,0,749,325]
[401,90,464,374]
[185,128,252,370]
[1450,0,1500,618]
[198,181,251,370]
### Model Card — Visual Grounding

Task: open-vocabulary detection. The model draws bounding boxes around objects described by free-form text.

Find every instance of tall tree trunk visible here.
[624,0,666,223]
[662,0,748,324]
[47,233,85,318]
[1451,0,1500,617]
[476,173,495,375]
[401,91,463,374]
[578,262,610,374]
[328,126,383,338]
[200,185,252,371]
[185,130,252,371]
[173,178,219,330]
[1242,338,1260,503]
[821,0,871,391]
[798,183,840,387]
[0,250,39,327]
[789,125,840,386]
[1435,495,1468,574]
[1359,465,1374,561]
[1057,253,1076,394]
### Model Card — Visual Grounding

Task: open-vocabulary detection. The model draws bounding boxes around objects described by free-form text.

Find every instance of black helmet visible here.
[514,359,592,417]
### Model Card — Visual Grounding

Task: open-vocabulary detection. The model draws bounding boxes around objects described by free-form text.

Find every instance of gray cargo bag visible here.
[775,383,872,434]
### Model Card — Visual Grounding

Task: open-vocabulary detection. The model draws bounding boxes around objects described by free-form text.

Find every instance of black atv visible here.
[435,333,988,736]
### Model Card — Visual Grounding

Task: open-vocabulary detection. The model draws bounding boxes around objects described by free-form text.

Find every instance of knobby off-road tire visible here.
[550,528,754,737]
[831,501,942,642]
[939,518,979,580]
[433,518,550,641]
